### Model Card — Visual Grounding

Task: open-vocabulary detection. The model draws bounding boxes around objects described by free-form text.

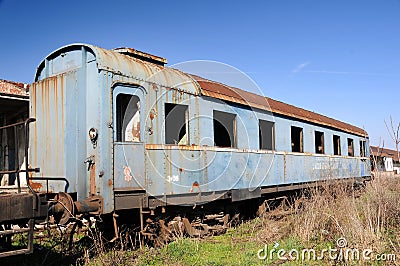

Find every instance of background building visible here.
[370,146,400,174]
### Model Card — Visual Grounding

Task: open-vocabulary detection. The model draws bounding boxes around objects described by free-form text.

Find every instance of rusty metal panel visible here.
[95,72,114,213]
[113,47,167,66]
[89,161,96,196]
[30,75,67,193]
[114,193,145,210]
[35,44,200,95]
[95,50,198,95]
[30,66,87,196]
[0,193,33,222]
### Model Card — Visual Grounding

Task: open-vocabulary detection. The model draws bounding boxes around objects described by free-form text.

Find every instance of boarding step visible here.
[0,228,31,236]
[0,186,30,194]
[0,219,34,258]
[0,248,31,258]
[0,193,35,223]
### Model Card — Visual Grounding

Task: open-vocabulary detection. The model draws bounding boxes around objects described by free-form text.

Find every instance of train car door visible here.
[113,86,146,191]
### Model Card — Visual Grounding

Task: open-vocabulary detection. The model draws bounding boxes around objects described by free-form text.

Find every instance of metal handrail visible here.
[0,119,37,257]
[0,118,37,195]
[0,120,28,130]
[29,177,69,193]
[0,118,69,206]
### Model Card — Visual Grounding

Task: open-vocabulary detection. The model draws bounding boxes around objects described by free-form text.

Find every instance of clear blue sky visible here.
[1,0,399,149]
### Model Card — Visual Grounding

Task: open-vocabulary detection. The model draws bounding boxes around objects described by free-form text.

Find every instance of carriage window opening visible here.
[315,131,324,154]
[259,120,274,150]
[333,135,341,155]
[360,140,366,157]
[213,110,236,148]
[347,138,354,156]
[116,94,140,142]
[165,103,188,145]
[291,126,303,153]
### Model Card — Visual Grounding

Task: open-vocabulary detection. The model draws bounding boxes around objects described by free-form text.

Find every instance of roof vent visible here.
[113,47,167,66]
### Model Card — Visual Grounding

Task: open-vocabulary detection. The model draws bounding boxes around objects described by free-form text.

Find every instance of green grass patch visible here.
[135,230,263,265]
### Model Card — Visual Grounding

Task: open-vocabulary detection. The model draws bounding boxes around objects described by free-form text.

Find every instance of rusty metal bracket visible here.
[75,195,103,215]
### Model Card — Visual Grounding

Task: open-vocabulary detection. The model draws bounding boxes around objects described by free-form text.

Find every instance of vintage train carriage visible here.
[26,43,370,219]
[0,43,370,257]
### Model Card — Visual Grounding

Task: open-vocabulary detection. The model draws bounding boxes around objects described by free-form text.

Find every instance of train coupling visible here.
[49,192,103,225]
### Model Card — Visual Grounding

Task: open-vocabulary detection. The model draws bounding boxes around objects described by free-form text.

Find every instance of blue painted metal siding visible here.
[31,47,114,210]
[143,94,368,197]
[30,71,88,196]
[30,44,370,214]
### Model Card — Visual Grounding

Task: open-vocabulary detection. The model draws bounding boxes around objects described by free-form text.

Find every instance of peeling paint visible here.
[123,166,132,182]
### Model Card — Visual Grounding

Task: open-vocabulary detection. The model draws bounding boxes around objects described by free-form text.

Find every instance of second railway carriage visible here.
[29,43,370,218]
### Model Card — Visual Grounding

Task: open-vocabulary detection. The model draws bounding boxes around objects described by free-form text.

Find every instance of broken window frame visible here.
[333,135,341,156]
[213,110,237,148]
[291,126,303,153]
[360,139,366,157]
[259,119,275,150]
[165,103,189,145]
[116,93,141,142]
[314,130,325,154]
[347,138,354,157]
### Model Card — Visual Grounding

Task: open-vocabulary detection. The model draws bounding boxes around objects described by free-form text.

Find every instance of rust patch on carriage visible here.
[190,181,201,193]
[149,109,158,120]
[90,162,96,195]
[124,166,132,182]
[29,180,42,191]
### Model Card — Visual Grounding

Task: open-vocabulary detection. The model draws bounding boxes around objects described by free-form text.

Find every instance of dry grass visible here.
[257,175,400,258]
[83,175,400,265]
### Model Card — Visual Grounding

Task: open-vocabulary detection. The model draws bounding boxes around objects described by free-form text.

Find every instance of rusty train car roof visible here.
[34,44,367,137]
[34,44,199,95]
[191,75,367,137]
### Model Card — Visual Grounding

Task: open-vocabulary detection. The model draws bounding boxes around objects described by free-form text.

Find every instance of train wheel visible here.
[53,192,75,225]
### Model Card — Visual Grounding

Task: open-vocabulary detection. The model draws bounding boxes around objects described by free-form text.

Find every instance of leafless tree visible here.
[384,115,400,163]
[370,137,384,176]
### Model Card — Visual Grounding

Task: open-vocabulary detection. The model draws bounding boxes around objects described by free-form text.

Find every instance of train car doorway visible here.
[113,86,146,191]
